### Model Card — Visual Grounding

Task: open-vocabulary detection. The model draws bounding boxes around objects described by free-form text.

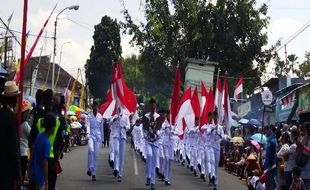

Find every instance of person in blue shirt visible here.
[29,113,56,190]
[263,125,278,190]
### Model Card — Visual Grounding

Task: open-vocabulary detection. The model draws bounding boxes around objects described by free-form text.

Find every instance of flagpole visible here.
[16,0,28,188]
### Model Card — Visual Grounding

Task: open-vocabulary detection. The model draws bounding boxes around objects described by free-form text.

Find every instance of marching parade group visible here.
[86,98,226,190]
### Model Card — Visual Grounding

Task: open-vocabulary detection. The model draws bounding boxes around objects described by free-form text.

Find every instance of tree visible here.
[121,55,144,94]
[85,16,122,100]
[273,53,298,77]
[296,52,310,77]
[122,0,274,96]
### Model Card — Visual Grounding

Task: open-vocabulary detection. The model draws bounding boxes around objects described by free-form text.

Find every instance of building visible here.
[184,58,218,94]
[22,56,86,108]
[233,77,310,125]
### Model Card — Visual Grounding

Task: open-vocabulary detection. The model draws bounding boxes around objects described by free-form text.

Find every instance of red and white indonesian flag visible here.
[102,63,137,117]
[100,89,116,119]
[222,75,233,137]
[115,63,137,115]
[214,70,224,125]
[200,81,208,114]
[234,77,243,102]
[175,87,194,137]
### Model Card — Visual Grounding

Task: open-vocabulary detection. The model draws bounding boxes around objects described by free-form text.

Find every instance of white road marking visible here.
[133,151,139,175]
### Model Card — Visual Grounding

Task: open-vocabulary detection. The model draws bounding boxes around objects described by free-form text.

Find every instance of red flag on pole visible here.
[223,74,232,137]
[170,67,181,126]
[234,77,243,102]
[191,86,200,118]
[200,81,208,114]
[13,4,57,83]
[200,82,209,130]
[175,87,192,137]
[115,63,137,113]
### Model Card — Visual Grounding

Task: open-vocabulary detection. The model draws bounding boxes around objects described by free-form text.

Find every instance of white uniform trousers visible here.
[190,146,198,170]
[109,136,114,162]
[113,137,126,177]
[146,143,158,184]
[204,146,211,176]
[88,136,100,175]
[209,147,221,185]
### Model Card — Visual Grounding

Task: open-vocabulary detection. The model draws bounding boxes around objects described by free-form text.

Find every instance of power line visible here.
[0,26,54,39]
[276,20,310,52]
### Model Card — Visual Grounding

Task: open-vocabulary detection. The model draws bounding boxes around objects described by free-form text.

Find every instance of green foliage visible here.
[273,53,299,77]
[122,0,274,96]
[296,52,310,77]
[85,16,122,100]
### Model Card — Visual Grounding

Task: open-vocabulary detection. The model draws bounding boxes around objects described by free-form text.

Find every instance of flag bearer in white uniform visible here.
[201,112,214,184]
[188,118,200,176]
[207,111,224,190]
[110,108,130,182]
[143,99,160,190]
[86,101,104,181]
[161,110,176,185]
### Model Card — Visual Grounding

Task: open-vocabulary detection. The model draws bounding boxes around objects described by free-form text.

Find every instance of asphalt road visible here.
[57,143,246,190]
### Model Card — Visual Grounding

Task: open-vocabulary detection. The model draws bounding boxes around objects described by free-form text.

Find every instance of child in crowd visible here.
[29,113,56,190]
[290,166,305,190]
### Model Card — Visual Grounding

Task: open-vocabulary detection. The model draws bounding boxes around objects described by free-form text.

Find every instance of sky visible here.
[1,0,310,80]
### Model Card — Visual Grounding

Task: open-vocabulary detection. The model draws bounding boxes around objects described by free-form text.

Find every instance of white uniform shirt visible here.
[110,114,130,140]
[87,112,104,142]
[207,123,224,150]
[187,126,199,147]
[201,123,213,146]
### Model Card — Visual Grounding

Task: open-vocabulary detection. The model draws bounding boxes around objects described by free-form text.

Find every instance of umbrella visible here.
[231,136,244,144]
[69,105,83,114]
[250,133,267,144]
[239,118,249,124]
[248,119,261,127]
[67,110,76,116]
[71,121,82,129]
[251,140,261,150]
[231,119,239,128]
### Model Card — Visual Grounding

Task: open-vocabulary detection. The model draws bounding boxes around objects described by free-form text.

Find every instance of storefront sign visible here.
[238,101,251,117]
[297,86,310,114]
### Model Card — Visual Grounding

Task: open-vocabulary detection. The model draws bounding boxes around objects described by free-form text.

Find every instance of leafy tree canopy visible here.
[122,0,275,95]
[85,16,122,100]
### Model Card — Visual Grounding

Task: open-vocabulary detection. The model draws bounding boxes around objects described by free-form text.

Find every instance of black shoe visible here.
[151,183,155,190]
[87,170,91,176]
[211,176,215,185]
[113,170,118,177]
[164,181,171,186]
[200,174,205,180]
[117,176,122,182]
[92,175,96,181]
[193,170,197,176]
[213,185,217,190]
[155,168,160,176]
[145,178,150,186]
[109,160,114,169]
[190,166,193,172]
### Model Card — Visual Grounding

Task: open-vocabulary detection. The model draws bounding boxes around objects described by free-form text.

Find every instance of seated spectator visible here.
[245,154,262,184]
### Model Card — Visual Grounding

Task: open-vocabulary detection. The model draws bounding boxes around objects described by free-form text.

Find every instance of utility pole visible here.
[3,36,8,69]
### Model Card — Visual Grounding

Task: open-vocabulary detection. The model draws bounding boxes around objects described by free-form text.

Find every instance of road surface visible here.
[57,143,246,190]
